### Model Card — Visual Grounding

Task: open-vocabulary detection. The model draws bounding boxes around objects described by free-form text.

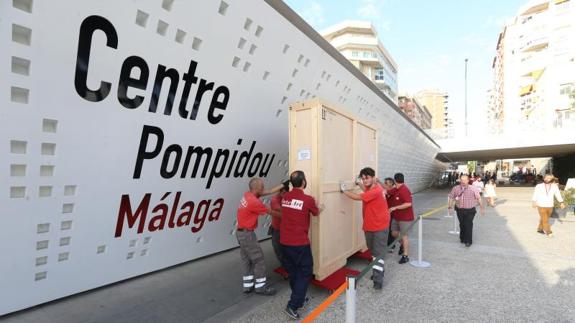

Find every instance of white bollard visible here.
[444,196,453,218]
[448,208,460,235]
[410,215,431,268]
[346,276,356,323]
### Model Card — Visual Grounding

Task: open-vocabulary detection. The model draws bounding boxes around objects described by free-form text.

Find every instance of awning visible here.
[531,69,544,80]
[555,0,569,5]
[521,2,549,15]
[520,85,534,96]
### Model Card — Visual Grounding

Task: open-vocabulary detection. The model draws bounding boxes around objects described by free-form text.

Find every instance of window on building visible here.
[363,51,370,58]
[371,52,377,58]
[375,68,384,81]
[352,51,358,57]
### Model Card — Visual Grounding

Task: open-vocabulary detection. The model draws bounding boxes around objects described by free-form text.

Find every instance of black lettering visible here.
[149,65,179,115]
[178,60,199,119]
[133,125,164,178]
[190,79,214,120]
[208,86,229,124]
[181,146,213,178]
[160,144,183,178]
[74,15,118,102]
[118,55,149,109]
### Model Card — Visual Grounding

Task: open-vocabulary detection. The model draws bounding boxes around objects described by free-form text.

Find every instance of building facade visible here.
[416,89,453,138]
[490,0,575,133]
[321,21,399,101]
[398,95,432,129]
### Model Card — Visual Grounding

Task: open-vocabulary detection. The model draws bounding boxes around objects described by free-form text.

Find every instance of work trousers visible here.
[456,207,477,244]
[236,230,267,291]
[365,229,388,284]
[269,227,283,264]
[281,244,313,310]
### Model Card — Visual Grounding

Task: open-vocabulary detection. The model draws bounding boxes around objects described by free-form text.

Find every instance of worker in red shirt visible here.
[280,171,322,320]
[268,182,290,265]
[342,167,390,290]
[388,173,415,264]
[236,178,285,296]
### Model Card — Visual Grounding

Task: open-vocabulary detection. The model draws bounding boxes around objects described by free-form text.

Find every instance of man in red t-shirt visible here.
[342,167,390,290]
[280,171,321,320]
[268,183,289,265]
[388,173,415,264]
[236,178,284,296]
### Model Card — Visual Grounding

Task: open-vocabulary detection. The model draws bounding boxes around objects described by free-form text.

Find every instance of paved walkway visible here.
[232,187,575,322]
[2,187,574,322]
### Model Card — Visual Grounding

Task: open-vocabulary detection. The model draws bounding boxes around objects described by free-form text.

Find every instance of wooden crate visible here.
[289,98,378,280]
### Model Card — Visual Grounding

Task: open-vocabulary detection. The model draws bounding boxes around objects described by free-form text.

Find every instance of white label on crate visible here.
[297,149,311,160]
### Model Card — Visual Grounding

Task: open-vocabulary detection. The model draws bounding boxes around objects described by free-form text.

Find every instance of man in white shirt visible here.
[532,174,565,237]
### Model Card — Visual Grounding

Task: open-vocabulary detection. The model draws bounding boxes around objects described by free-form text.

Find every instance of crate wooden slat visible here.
[289,98,378,280]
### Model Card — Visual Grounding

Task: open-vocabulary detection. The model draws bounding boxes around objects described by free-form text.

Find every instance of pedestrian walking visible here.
[280,171,322,320]
[341,167,390,290]
[532,174,565,237]
[448,174,485,247]
[484,179,497,207]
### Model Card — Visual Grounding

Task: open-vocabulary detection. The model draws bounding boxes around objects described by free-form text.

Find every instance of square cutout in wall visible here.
[97,245,106,254]
[37,223,50,234]
[156,20,168,36]
[10,140,27,154]
[39,186,52,197]
[11,56,31,75]
[161,0,174,11]
[36,240,49,250]
[12,24,32,46]
[35,271,47,281]
[192,37,202,51]
[58,252,69,262]
[62,203,74,214]
[60,220,72,231]
[42,119,58,133]
[40,165,54,177]
[60,237,71,246]
[218,1,229,15]
[10,186,26,198]
[135,10,149,27]
[36,256,48,266]
[13,0,33,13]
[175,29,186,44]
[129,239,137,247]
[143,237,152,244]
[243,18,252,31]
[126,252,135,259]
[11,86,29,103]
[10,164,26,177]
[64,185,77,196]
[41,143,56,155]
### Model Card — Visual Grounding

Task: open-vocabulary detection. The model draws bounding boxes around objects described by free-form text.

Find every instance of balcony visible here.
[521,36,549,53]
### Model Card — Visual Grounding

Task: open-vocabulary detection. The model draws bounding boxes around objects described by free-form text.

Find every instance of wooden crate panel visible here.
[289,98,378,280]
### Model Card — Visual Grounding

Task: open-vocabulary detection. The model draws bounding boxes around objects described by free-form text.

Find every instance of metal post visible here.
[464,58,468,137]
[444,196,453,218]
[345,276,356,323]
[410,216,431,268]
[448,208,460,235]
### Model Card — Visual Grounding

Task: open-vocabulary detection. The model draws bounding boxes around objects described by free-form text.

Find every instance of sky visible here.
[284,0,528,137]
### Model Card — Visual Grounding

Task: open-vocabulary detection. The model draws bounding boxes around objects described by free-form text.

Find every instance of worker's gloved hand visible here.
[355,176,362,186]
[339,181,347,193]
[282,179,290,191]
